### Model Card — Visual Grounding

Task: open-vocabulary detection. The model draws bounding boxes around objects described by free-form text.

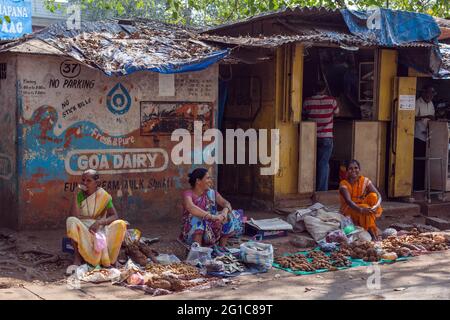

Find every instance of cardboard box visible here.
[244,222,288,240]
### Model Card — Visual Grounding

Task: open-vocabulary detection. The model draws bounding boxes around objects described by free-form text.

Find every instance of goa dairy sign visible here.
[0,0,32,40]
[65,149,169,175]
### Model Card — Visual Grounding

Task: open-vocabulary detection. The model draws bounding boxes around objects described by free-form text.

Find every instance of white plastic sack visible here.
[287,209,313,233]
[315,209,345,223]
[76,265,121,283]
[240,242,273,270]
[286,203,328,233]
[304,215,340,242]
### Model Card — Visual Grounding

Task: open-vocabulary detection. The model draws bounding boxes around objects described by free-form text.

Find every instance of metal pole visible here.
[427,126,431,203]
[441,158,445,201]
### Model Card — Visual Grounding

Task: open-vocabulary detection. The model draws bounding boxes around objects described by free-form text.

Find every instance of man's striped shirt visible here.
[303,95,338,139]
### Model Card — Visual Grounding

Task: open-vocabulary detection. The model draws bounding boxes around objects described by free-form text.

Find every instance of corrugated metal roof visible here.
[5,38,65,55]
[0,19,227,75]
[203,6,344,34]
[441,43,450,70]
[202,6,438,50]
[200,33,436,49]
[435,17,450,40]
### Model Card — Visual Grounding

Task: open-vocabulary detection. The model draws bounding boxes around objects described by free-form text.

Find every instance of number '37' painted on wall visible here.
[60,60,81,78]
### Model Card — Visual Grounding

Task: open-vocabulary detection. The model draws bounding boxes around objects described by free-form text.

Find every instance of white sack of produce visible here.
[315,209,345,223]
[304,215,340,242]
[286,203,331,233]
[240,242,274,270]
[287,209,311,233]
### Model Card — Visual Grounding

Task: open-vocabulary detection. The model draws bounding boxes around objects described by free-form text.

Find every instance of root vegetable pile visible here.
[310,255,334,270]
[143,263,209,292]
[145,274,197,292]
[126,244,148,266]
[275,252,336,271]
[381,229,448,254]
[330,252,352,268]
[338,242,379,262]
[145,263,202,280]
[307,251,328,260]
[275,254,315,272]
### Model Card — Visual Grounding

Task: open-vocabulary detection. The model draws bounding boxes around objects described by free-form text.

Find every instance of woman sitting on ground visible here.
[339,160,383,240]
[180,168,240,252]
[67,169,127,267]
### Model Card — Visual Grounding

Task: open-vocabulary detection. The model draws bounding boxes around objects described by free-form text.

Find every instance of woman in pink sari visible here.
[180,168,240,252]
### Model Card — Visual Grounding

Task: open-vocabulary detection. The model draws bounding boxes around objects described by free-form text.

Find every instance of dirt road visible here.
[1,249,449,300]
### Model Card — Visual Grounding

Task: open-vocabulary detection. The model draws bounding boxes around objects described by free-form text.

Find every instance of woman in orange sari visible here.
[339,160,383,240]
[66,169,127,267]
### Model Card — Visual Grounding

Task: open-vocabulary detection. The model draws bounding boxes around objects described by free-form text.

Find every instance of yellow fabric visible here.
[66,188,127,267]
[340,176,383,234]
[79,187,112,219]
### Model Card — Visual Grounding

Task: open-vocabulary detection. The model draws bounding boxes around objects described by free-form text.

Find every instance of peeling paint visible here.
[10,54,219,228]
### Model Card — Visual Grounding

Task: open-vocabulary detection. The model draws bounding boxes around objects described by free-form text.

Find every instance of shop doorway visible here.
[413,78,450,195]
[302,47,379,192]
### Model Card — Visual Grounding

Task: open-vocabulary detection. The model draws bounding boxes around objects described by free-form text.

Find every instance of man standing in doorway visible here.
[414,84,436,191]
[303,81,339,191]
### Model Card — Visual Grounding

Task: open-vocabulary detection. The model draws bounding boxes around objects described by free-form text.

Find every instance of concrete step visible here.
[420,201,450,218]
[425,216,450,230]
[312,191,340,206]
[381,201,422,219]
[274,194,313,210]
[312,191,421,219]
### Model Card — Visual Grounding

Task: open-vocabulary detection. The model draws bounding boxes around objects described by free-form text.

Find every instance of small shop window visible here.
[0,63,6,79]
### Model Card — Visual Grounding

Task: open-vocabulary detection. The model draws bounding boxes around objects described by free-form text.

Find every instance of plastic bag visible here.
[341,217,356,235]
[127,273,145,285]
[318,240,337,252]
[185,242,213,266]
[326,230,348,244]
[348,227,372,243]
[381,252,398,260]
[94,232,107,253]
[124,229,141,246]
[75,264,90,280]
[382,228,398,239]
[118,259,143,284]
[240,241,273,270]
[156,254,181,265]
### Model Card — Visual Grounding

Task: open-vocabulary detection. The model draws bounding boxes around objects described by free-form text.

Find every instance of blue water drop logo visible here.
[106,83,131,115]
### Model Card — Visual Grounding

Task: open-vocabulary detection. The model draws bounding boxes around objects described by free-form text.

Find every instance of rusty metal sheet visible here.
[200,33,436,49]
[0,20,228,76]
